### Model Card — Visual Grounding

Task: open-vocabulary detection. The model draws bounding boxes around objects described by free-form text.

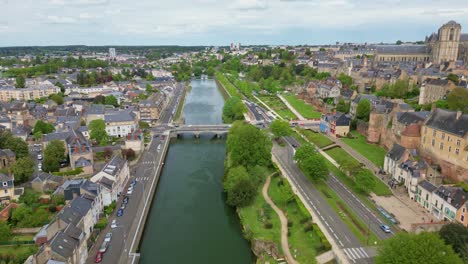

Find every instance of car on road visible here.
[95,252,103,263]
[111,219,117,229]
[104,232,112,242]
[37,154,43,160]
[127,186,133,195]
[157,144,161,151]
[117,209,124,217]
[131,180,137,187]
[99,240,109,253]
[123,196,129,204]
[120,203,126,210]
[380,224,391,233]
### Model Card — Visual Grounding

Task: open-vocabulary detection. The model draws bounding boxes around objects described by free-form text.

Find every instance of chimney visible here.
[431,103,437,113]
[456,111,462,120]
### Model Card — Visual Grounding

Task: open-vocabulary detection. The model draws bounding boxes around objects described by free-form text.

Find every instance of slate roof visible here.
[425,79,449,86]
[418,180,437,193]
[87,104,105,115]
[101,155,126,177]
[75,157,92,168]
[376,45,430,55]
[0,149,15,158]
[425,109,468,137]
[43,132,73,143]
[386,143,406,161]
[460,33,468,42]
[68,196,92,217]
[434,185,467,209]
[49,231,78,260]
[397,111,430,125]
[105,111,136,123]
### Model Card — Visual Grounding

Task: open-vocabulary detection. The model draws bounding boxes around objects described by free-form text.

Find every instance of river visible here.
[139,79,253,264]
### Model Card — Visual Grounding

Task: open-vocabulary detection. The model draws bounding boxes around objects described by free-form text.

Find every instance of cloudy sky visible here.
[1,0,468,46]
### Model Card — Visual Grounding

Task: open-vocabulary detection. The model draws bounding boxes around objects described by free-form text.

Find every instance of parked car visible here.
[104,232,112,242]
[99,240,109,253]
[380,224,391,233]
[117,209,124,217]
[120,203,126,210]
[123,196,129,204]
[127,186,133,195]
[37,154,43,160]
[131,180,137,187]
[95,252,103,263]
[111,219,117,229]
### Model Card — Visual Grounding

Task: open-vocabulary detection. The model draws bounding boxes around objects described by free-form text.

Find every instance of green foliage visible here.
[226,121,272,169]
[376,232,462,264]
[439,223,468,262]
[93,95,106,104]
[11,157,35,184]
[396,40,402,45]
[375,79,417,99]
[105,95,119,107]
[269,119,292,138]
[15,75,25,88]
[139,121,150,130]
[18,190,40,207]
[10,206,50,228]
[447,73,460,83]
[49,94,64,105]
[337,73,353,87]
[171,61,192,82]
[2,134,29,159]
[0,221,11,241]
[356,99,371,121]
[294,145,329,182]
[447,88,468,113]
[43,140,65,173]
[354,169,376,195]
[33,120,55,135]
[52,167,84,176]
[222,97,246,123]
[224,166,257,207]
[89,119,109,146]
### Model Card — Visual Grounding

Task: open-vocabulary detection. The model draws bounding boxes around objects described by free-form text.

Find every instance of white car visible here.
[111,220,117,229]
[104,232,112,242]
[37,154,43,160]
[127,187,133,195]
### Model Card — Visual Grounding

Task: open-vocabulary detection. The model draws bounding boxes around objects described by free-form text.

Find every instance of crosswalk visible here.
[142,161,155,165]
[136,177,150,182]
[343,247,370,261]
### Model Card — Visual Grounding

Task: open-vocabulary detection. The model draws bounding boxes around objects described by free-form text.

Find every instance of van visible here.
[157,144,161,151]
[99,241,109,253]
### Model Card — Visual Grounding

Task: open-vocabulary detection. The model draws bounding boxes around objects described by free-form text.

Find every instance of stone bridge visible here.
[170,124,231,138]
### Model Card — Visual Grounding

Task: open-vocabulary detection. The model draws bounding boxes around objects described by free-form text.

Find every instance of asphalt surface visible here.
[86,83,184,264]
[273,140,375,264]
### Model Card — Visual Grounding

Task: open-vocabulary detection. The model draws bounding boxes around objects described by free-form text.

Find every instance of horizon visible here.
[1,0,468,47]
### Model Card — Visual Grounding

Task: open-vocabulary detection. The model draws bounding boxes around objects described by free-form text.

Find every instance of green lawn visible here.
[0,245,37,262]
[283,94,322,119]
[269,174,330,264]
[341,131,387,167]
[298,129,333,148]
[257,95,298,120]
[238,185,282,256]
[215,72,241,98]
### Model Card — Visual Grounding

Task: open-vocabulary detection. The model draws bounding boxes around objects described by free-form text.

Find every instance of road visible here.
[86,83,185,264]
[273,140,375,263]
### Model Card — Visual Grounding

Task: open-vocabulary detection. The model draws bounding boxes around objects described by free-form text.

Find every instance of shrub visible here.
[264,222,273,229]
[304,222,313,232]
[287,220,293,227]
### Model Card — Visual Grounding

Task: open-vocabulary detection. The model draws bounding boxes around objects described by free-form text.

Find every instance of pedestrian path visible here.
[277,94,306,120]
[342,247,370,262]
[262,174,299,264]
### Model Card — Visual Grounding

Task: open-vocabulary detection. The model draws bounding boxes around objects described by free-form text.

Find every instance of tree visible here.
[11,157,35,184]
[439,223,468,262]
[340,159,361,176]
[396,40,403,45]
[18,189,40,206]
[224,166,257,207]
[270,120,292,138]
[0,221,11,241]
[354,169,376,194]
[376,232,462,264]
[89,119,109,146]
[49,94,64,105]
[294,145,328,182]
[447,88,468,113]
[93,95,106,104]
[356,99,371,121]
[227,121,272,168]
[33,120,55,135]
[447,73,460,83]
[336,98,350,113]
[338,73,353,87]
[43,140,65,172]
[139,121,150,130]
[105,95,119,107]
[4,136,29,158]
[222,97,247,123]
[122,148,136,161]
[15,75,25,88]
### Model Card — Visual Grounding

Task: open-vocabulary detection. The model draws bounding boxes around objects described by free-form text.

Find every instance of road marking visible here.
[357,247,369,258]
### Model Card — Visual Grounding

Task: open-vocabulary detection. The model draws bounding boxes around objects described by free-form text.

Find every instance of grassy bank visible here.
[341,131,386,167]
[297,129,333,148]
[174,85,188,122]
[215,72,241,98]
[269,173,330,264]
[283,94,321,119]
[257,95,297,120]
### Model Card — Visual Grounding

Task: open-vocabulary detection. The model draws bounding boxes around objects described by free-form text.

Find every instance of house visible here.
[85,104,105,125]
[384,143,408,176]
[138,93,167,125]
[420,109,468,181]
[67,131,94,175]
[418,79,454,105]
[31,172,64,193]
[415,180,437,211]
[456,201,468,227]
[34,227,87,264]
[394,160,425,199]
[349,94,378,117]
[0,149,15,169]
[90,155,129,206]
[105,110,138,137]
[320,112,351,137]
[431,186,467,222]
[0,171,15,204]
[125,130,144,154]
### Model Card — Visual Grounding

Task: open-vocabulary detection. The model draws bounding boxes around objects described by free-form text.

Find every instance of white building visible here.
[109,48,116,59]
[104,110,138,137]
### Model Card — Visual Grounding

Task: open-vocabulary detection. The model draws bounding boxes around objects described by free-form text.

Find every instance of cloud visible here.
[230,0,268,10]
[79,12,97,19]
[47,15,77,24]
[421,8,468,16]
[49,0,109,5]
[104,9,121,15]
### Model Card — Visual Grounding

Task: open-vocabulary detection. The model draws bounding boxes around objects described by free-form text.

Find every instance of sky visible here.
[1,0,468,46]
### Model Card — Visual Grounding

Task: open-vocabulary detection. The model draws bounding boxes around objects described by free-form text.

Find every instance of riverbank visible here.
[173,83,188,124]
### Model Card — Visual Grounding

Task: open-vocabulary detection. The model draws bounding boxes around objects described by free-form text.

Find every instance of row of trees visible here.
[0,131,34,184]
[222,97,246,123]
[223,121,272,207]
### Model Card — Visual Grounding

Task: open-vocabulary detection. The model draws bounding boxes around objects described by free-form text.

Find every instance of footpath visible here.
[277,94,306,120]
[262,175,298,264]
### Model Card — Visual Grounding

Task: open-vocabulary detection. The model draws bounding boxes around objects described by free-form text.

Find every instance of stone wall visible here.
[356,120,369,137]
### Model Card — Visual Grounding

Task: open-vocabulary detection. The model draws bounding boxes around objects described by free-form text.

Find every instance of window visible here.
[439,143,444,150]
[447,136,450,142]
[441,133,445,140]
[462,215,465,222]
[4,190,6,194]
[449,28,455,41]
[426,194,429,200]
[424,127,427,134]
[456,148,460,155]
[449,146,452,152]
[431,139,435,147]
[423,136,426,144]
[433,130,437,137]
[457,139,461,146]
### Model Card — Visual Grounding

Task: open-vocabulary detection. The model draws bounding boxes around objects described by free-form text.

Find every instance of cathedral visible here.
[375,21,468,64]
